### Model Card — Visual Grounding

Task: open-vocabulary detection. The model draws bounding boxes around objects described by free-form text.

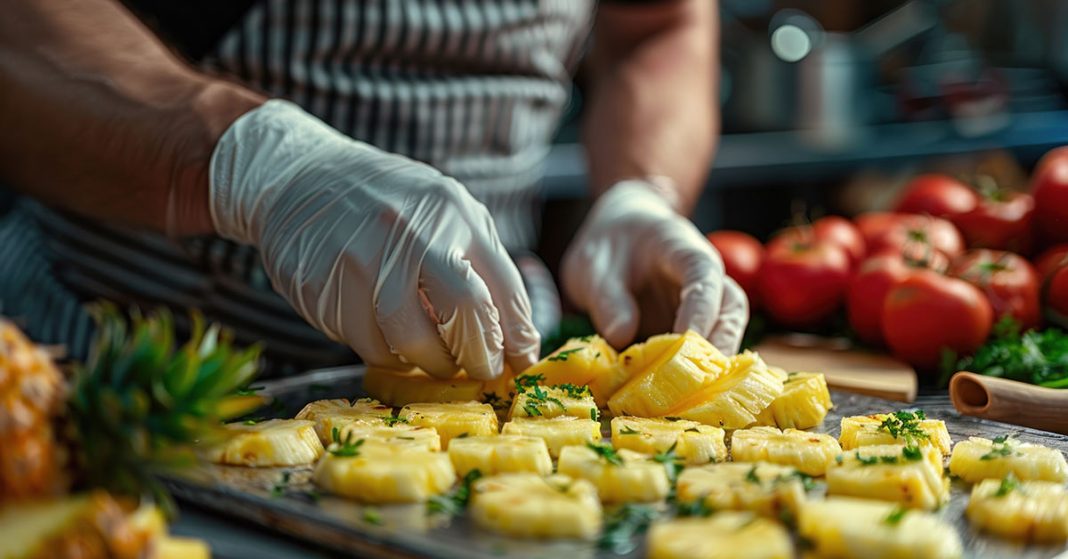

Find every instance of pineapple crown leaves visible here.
[69,304,264,510]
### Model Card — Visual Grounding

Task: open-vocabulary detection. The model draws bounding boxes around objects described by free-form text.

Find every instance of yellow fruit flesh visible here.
[676,462,806,519]
[398,402,499,449]
[500,417,602,458]
[647,513,792,559]
[949,436,1068,483]
[838,414,952,456]
[669,351,785,429]
[507,385,598,421]
[521,336,618,388]
[799,497,962,559]
[0,493,150,559]
[967,478,1068,542]
[755,372,832,430]
[204,419,324,467]
[730,426,842,476]
[826,444,948,510]
[447,435,552,477]
[557,446,670,504]
[469,473,602,539]
[608,332,728,418]
[313,442,456,504]
[363,368,483,407]
[610,417,726,465]
[294,399,393,444]
[336,421,442,452]
[155,536,212,559]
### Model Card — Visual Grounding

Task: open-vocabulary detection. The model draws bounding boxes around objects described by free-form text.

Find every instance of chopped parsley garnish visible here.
[878,410,929,446]
[362,508,383,525]
[745,465,761,484]
[587,442,623,466]
[653,443,683,482]
[514,373,544,393]
[995,473,1019,497]
[590,408,599,421]
[547,347,583,362]
[270,471,291,497]
[879,455,899,465]
[776,471,816,491]
[855,452,879,466]
[598,504,658,553]
[328,427,365,457]
[619,426,641,435]
[381,416,409,426]
[427,469,483,516]
[884,507,908,526]
[902,445,923,461]
[555,383,592,399]
[675,500,714,517]
[981,435,1016,460]
[519,383,566,416]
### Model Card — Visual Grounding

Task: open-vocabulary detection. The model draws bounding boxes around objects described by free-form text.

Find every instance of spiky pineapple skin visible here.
[610,417,726,465]
[826,444,948,510]
[446,435,552,477]
[500,416,601,458]
[469,473,602,539]
[676,462,806,519]
[647,513,792,559]
[730,426,841,476]
[204,419,324,467]
[800,497,962,559]
[397,402,498,449]
[755,372,832,430]
[669,351,785,429]
[313,442,456,504]
[556,446,670,504]
[967,479,1068,542]
[949,437,1068,483]
[839,414,952,456]
[608,331,728,418]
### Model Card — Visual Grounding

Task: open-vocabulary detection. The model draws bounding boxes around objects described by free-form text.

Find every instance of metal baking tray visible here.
[165,366,1068,559]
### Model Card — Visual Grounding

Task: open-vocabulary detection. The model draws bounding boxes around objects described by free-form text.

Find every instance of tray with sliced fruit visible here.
[166,332,1068,559]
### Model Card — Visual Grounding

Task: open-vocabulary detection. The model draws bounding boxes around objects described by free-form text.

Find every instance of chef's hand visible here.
[562,179,748,354]
[209,100,540,379]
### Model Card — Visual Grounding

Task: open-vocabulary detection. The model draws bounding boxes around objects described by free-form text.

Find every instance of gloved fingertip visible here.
[601,312,639,350]
[505,350,539,375]
[464,350,504,381]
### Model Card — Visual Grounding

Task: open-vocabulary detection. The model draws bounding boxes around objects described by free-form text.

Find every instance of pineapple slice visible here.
[508,383,598,421]
[618,332,683,377]
[826,444,948,510]
[608,331,729,418]
[523,335,618,388]
[335,420,442,452]
[675,462,806,519]
[839,412,952,456]
[363,367,483,407]
[313,441,456,503]
[647,512,792,559]
[949,436,1068,483]
[397,402,498,449]
[204,419,324,467]
[754,372,832,429]
[610,417,726,465]
[157,537,212,559]
[730,426,841,476]
[557,444,671,503]
[799,497,962,559]
[294,398,392,444]
[966,477,1068,542]
[447,435,552,477]
[469,473,602,539]
[500,416,602,459]
[668,351,786,429]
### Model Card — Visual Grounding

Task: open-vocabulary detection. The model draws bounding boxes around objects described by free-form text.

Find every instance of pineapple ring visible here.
[799,497,962,559]
[313,442,456,504]
[447,435,552,477]
[204,419,324,467]
[730,426,841,477]
[610,417,727,465]
[557,445,671,504]
[469,473,602,539]
[967,478,1068,542]
[647,512,792,559]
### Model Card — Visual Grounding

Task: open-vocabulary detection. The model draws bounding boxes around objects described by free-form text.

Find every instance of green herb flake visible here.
[901,445,923,461]
[328,428,365,457]
[884,506,908,526]
[270,471,291,498]
[590,408,599,421]
[547,347,583,362]
[587,442,624,466]
[675,500,714,518]
[745,465,761,484]
[855,452,879,466]
[878,409,929,446]
[981,435,1015,461]
[513,374,544,393]
[381,416,409,426]
[427,469,483,516]
[994,473,1020,497]
[362,508,383,525]
[598,504,658,553]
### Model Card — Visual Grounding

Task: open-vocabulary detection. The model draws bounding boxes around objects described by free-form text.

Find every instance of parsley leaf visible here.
[381,416,409,426]
[878,409,929,446]
[547,347,583,362]
[427,469,483,516]
[950,318,1068,387]
[884,506,908,526]
[513,373,544,393]
[328,427,365,457]
[362,508,383,525]
[745,465,761,484]
[855,452,879,466]
[598,504,658,553]
[901,445,923,461]
[587,442,624,466]
[270,471,290,497]
[995,473,1019,497]
[981,435,1016,460]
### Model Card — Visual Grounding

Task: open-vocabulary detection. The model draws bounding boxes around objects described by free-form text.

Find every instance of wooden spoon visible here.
[949,371,1068,435]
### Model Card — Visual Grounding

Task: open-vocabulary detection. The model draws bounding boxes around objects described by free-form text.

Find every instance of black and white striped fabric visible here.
[0,0,594,374]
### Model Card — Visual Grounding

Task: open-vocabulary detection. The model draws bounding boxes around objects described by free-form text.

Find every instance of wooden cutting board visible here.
[755,335,917,403]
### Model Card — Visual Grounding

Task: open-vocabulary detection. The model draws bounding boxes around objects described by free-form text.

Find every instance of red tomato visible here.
[952,191,1035,254]
[883,270,994,371]
[1035,244,1068,282]
[949,250,1041,331]
[706,231,763,302]
[767,216,866,268]
[855,212,964,259]
[894,174,978,217]
[1031,146,1068,243]
[757,240,851,329]
[846,251,948,347]
[1045,266,1068,326]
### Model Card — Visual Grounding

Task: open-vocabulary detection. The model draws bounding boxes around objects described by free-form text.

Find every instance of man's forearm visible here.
[582,0,718,215]
[0,0,263,236]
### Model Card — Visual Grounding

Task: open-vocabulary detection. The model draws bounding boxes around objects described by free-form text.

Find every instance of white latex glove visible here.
[562,179,749,354]
[209,100,540,379]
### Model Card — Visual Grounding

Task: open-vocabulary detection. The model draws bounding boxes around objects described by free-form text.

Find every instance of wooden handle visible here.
[949,372,1068,435]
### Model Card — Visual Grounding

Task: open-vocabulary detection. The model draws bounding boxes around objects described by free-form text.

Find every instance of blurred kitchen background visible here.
[538,0,1068,274]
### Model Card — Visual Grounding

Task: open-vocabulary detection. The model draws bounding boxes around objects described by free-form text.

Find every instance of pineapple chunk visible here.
[508,384,598,421]
[826,444,948,510]
[156,536,212,559]
[523,335,618,387]
[313,441,456,503]
[676,462,806,519]
[967,477,1068,542]
[204,419,324,467]
[669,351,786,429]
[588,363,630,408]
[500,416,602,458]
[610,417,726,465]
[478,366,516,411]
[363,367,483,407]
[447,435,552,477]
[730,426,841,476]
[839,412,951,456]
[469,473,602,539]
[397,402,498,449]
[608,331,728,418]
[618,332,684,377]
[949,436,1068,483]
[799,497,962,559]
[647,513,792,559]
[294,398,392,444]
[557,444,671,503]
[755,372,832,429]
[335,420,441,452]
